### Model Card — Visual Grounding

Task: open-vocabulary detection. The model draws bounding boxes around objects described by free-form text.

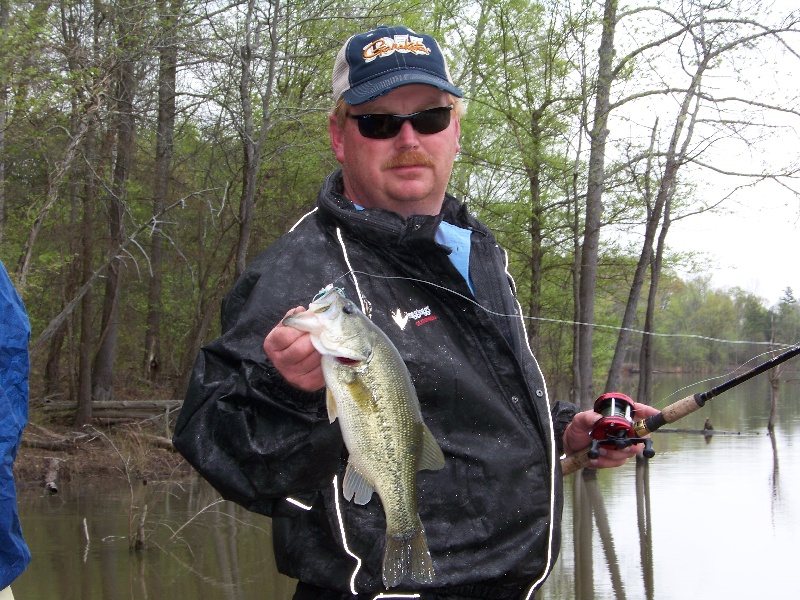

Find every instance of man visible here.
[1,260,31,600]
[174,25,655,600]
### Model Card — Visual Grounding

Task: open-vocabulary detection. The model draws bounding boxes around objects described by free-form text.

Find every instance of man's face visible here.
[329,84,461,217]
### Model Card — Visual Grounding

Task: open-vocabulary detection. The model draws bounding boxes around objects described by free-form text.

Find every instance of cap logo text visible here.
[362,35,431,63]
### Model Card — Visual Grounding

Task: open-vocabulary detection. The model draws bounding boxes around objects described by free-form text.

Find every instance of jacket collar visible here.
[315,169,485,248]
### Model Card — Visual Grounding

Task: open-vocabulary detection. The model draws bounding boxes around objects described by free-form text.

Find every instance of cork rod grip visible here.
[560,447,591,476]
[632,393,706,437]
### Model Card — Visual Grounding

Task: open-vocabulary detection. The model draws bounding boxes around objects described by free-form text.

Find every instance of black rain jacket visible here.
[173,170,578,600]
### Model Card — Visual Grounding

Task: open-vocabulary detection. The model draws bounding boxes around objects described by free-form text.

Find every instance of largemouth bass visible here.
[283,287,445,588]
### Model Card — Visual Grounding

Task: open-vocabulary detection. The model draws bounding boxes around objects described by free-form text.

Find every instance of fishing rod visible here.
[561,344,800,476]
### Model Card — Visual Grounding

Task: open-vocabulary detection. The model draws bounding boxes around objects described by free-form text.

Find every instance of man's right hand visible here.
[263,307,325,392]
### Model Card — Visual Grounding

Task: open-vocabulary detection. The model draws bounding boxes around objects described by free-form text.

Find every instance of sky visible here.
[667,179,800,307]
[606,1,800,309]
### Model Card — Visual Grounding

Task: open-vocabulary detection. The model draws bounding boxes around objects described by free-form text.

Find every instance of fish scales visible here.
[327,350,420,532]
[283,288,445,589]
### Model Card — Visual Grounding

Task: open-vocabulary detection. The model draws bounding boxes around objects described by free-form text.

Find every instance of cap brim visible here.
[342,71,463,105]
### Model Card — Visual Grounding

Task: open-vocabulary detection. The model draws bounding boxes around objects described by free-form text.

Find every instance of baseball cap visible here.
[332,25,463,105]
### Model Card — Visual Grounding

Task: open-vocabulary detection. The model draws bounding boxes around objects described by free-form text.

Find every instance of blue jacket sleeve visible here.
[0,260,32,589]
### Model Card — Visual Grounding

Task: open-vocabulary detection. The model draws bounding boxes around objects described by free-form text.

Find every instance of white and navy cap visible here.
[332,25,463,105]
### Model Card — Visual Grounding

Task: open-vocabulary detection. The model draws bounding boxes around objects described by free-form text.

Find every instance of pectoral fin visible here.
[326,388,338,423]
[343,462,375,505]
[418,425,445,471]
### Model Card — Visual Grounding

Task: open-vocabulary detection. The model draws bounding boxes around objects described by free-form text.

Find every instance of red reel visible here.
[590,392,636,441]
[587,392,654,460]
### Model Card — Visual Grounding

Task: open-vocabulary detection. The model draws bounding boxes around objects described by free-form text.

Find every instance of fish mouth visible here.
[334,356,362,365]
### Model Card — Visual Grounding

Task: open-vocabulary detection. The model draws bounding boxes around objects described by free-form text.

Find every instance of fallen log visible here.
[26,422,69,439]
[38,400,182,411]
[22,438,73,451]
[86,411,170,420]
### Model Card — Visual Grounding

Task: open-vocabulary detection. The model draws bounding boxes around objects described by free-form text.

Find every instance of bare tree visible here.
[233,0,281,278]
[90,0,145,409]
[579,0,800,403]
[144,0,184,383]
[575,0,621,408]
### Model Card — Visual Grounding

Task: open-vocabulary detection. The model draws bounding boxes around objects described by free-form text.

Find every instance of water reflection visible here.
[580,470,627,599]
[15,476,296,600]
[13,376,800,599]
[542,375,800,599]
[635,457,653,600]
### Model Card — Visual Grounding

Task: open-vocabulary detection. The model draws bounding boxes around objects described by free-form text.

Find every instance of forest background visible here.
[2,0,800,423]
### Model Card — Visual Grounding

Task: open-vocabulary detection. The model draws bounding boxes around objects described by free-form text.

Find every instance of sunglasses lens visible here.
[413,107,452,134]
[357,115,401,139]
[354,107,452,139]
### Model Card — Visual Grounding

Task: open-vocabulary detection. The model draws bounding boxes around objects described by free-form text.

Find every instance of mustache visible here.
[381,151,435,170]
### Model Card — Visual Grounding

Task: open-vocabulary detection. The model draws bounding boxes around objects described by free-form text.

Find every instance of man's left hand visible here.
[562,402,661,469]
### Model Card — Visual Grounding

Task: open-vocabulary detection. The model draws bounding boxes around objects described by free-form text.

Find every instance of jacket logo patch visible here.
[392,306,438,330]
[391,309,409,330]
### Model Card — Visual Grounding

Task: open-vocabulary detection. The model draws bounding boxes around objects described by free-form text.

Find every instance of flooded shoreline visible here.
[13,376,800,599]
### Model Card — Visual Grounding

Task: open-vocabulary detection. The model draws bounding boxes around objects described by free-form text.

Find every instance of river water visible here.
[13,375,800,599]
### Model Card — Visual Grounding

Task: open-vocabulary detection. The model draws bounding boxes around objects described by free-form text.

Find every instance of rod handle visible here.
[632,393,706,437]
[561,447,591,475]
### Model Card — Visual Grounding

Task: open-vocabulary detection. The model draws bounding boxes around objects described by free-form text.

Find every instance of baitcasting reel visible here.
[588,392,656,460]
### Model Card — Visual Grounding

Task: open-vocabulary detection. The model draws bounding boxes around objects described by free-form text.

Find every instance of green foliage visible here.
[2,0,798,402]
[774,288,800,346]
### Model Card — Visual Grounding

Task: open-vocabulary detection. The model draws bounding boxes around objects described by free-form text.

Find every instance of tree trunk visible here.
[91,11,138,407]
[606,121,660,392]
[236,56,256,278]
[768,322,780,432]
[234,0,280,278]
[526,112,544,352]
[577,0,618,409]
[768,377,779,432]
[75,152,96,425]
[637,195,670,405]
[234,0,257,278]
[634,61,706,402]
[144,0,181,383]
[45,104,86,399]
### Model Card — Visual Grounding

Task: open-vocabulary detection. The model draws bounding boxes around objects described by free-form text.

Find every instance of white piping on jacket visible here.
[285,226,555,595]
[502,248,557,600]
[333,230,367,594]
[284,497,313,511]
[284,207,323,514]
[332,474,364,595]
[289,207,318,232]
[336,227,369,314]
[281,220,368,591]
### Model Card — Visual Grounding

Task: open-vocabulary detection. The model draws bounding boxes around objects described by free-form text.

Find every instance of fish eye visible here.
[342,304,354,315]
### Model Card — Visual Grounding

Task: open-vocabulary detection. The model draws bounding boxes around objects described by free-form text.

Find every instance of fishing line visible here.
[329,269,800,412]
[341,270,796,351]
[651,343,800,409]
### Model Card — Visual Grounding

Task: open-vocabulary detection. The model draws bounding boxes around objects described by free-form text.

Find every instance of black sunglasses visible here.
[348,105,454,139]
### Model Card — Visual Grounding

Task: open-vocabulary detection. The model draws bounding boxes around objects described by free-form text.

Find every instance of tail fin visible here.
[382,529,435,588]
